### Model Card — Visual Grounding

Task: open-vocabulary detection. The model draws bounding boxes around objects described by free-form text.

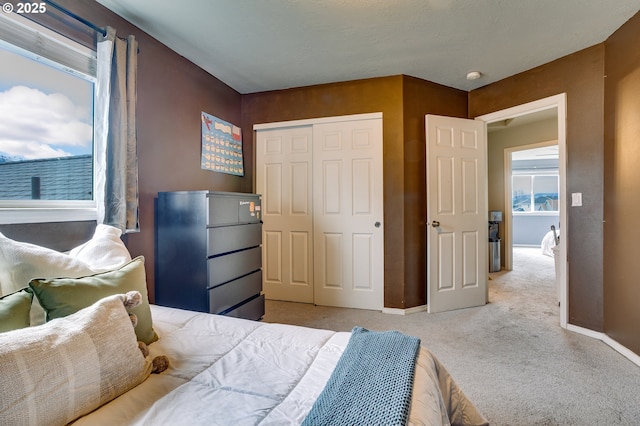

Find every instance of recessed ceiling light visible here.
[466,71,482,80]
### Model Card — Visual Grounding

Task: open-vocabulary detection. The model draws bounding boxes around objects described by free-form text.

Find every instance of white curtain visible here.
[95,26,139,233]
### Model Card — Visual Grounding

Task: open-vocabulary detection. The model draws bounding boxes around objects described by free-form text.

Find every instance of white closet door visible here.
[312,118,384,310]
[256,126,314,303]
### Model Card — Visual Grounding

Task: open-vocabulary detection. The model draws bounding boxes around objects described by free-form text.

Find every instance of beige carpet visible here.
[263,247,640,425]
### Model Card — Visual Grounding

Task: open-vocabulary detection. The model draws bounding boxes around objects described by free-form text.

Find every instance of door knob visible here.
[374,221,381,228]
[431,220,440,228]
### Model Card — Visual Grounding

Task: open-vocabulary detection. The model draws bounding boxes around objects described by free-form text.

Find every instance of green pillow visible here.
[29,256,157,344]
[0,288,33,332]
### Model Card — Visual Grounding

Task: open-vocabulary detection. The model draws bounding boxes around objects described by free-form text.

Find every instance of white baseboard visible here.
[566,324,603,340]
[567,324,640,368]
[382,305,428,315]
[601,334,640,368]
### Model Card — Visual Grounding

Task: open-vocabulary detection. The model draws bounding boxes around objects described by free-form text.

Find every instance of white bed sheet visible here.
[73,305,487,426]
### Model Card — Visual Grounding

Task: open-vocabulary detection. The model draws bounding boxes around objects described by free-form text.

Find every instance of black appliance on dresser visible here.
[155,190,264,320]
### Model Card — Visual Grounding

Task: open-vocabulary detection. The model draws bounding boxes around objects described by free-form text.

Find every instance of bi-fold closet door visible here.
[255,114,384,310]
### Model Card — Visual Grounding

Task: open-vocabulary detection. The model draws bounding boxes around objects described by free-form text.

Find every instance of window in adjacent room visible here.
[512,174,559,212]
[0,11,97,223]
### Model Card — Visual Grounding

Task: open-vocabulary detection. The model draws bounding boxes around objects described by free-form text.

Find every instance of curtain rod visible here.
[44,0,107,37]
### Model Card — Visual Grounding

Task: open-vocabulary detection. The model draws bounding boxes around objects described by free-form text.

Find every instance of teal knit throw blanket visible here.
[302,326,421,426]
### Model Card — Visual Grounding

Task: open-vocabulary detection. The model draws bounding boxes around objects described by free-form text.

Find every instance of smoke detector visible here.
[466,71,482,80]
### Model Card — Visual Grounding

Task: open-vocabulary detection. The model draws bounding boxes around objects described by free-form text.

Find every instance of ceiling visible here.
[487,107,557,133]
[95,0,640,95]
[486,107,559,161]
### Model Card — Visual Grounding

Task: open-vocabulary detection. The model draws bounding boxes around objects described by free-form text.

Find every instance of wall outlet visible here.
[571,192,582,207]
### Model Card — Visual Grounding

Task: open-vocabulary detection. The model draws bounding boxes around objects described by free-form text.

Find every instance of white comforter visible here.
[73,305,487,426]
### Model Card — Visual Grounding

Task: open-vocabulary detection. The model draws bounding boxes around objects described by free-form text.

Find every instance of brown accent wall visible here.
[0,222,95,252]
[242,76,467,308]
[401,76,467,306]
[470,46,606,331]
[603,12,640,355]
[242,77,406,307]
[28,1,248,301]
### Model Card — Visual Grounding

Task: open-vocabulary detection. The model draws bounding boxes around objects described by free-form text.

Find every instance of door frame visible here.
[476,93,568,328]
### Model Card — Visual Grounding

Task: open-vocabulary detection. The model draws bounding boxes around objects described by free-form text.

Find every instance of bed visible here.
[0,227,488,426]
[541,227,560,257]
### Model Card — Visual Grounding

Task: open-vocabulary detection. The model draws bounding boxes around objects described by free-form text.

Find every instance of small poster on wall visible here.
[201,111,244,176]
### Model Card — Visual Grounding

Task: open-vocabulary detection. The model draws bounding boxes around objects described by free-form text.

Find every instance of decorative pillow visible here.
[0,294,152,426]
[29,256,158,344]
[0,231,96,296]
[0,232,96,326]
[0,287,33,332]
[69,224,132,271]
[0,230,133,326]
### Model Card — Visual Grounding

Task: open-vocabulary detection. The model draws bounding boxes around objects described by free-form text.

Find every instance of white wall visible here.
[512,214,559,246]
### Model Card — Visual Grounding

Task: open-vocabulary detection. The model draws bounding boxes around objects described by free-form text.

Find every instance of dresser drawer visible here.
[224,294,265,321]
[207,192,261,226]
[208,246,261,287]
[207,223,261,256]
[208,270,262,314]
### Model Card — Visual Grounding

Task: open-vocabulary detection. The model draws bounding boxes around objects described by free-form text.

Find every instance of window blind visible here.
[0,11,96,78]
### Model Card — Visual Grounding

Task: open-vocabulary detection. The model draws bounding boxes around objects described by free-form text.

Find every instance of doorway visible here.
[477,94,568,328]
[505,140,560,270]
[506,142,561,304]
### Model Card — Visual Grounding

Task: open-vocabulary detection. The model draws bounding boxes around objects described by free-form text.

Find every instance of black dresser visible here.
[155,191,264,320]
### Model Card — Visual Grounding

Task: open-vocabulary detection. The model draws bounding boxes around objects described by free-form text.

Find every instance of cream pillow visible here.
[0,294,152,426]
[0,232,98,325]
[69,224,132,271]
[0,232,96,296]
[0,230,133,325]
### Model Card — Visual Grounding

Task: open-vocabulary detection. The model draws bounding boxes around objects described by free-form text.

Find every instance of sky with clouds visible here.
[0,46,93,160]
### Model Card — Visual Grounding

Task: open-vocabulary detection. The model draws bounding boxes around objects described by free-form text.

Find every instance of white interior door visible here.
[256,126,314,303]
[426,115,487,313]
[313,118,384,310]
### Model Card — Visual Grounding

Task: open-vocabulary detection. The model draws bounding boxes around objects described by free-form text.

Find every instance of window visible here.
[0,12,97,223]
[512,174,559,212]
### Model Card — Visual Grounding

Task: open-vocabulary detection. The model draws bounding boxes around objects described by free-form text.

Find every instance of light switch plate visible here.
[571,192,582,207]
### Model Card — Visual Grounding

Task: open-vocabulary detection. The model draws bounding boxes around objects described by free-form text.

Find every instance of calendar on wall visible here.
[200,111,244,176]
